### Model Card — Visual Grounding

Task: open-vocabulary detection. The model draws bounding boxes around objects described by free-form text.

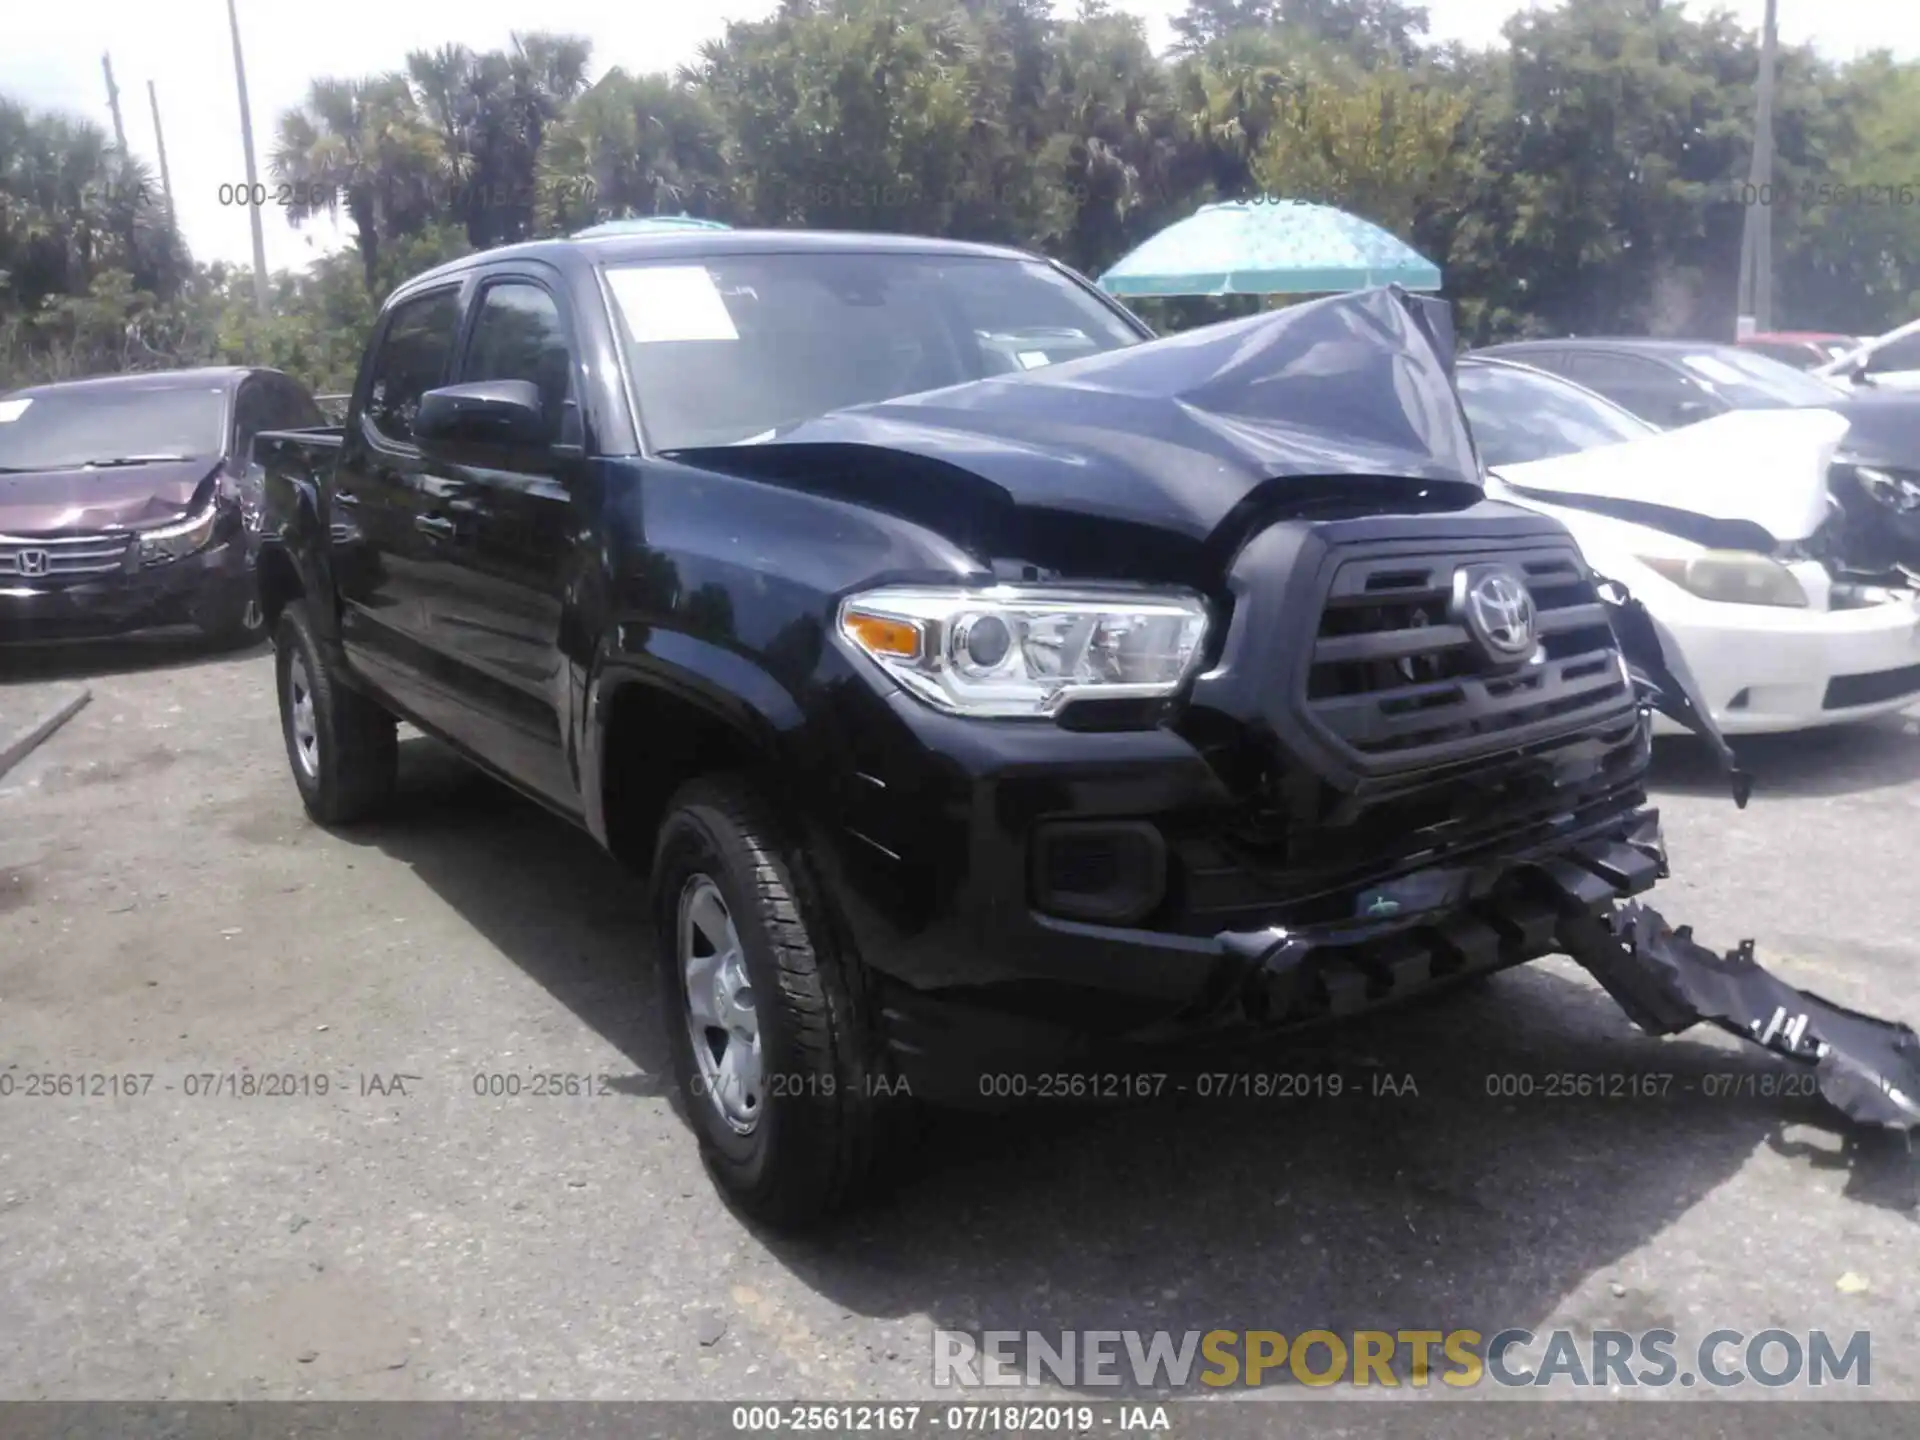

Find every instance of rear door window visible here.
[363,288,463,444]
[270,377,326,430]
[231,379,273,460]
[1556,352,1711,426]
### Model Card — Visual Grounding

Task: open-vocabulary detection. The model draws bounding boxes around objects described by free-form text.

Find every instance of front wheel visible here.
[652,775,903,1228]
[274,600,397,825]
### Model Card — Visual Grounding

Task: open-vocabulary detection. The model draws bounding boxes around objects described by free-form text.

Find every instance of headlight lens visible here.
[838,585,1211,717]
[138,500,221,566]
[1639,551,1808,607]
[1854,465,1920,514]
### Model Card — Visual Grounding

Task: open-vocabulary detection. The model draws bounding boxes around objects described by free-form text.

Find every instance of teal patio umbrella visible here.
[1097,199,1441,297]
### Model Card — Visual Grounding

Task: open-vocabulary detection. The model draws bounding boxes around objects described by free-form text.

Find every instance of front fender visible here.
[580,625,811,847]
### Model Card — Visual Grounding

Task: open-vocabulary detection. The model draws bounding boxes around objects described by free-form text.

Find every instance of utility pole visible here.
[149,81,178,234]
[1736,0,1779,337]
[225,0,272,316]
[101,54,128,151]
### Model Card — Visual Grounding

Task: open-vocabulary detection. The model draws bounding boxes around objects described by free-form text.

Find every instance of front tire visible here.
[274,600,397,825]
[652,775,899,1229]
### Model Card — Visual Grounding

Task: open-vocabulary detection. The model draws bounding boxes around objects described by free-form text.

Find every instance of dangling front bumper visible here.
[1550,899,1920,1131]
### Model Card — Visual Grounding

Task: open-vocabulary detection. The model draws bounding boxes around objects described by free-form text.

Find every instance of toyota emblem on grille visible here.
[1456,566,1536,660]
[16,548,50,578]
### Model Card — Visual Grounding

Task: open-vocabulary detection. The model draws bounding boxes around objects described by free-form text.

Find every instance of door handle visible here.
[415,514,456,538]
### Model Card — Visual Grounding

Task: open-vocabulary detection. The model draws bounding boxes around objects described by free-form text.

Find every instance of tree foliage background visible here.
[4,0,1918,391]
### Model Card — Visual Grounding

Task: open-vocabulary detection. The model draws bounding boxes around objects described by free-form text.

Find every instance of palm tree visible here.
[270,75,440,291]
[0,106,158,303]
[404,33,592,249]
[537,69,731,230]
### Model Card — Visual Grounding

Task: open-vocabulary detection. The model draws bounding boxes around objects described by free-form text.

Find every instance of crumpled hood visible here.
[0,457,221,535]
[667,286,1482,546]
[1490,408,1847,544]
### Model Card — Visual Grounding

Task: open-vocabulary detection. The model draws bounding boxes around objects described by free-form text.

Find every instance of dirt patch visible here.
[0,869,36,916]
[40,746,179,792]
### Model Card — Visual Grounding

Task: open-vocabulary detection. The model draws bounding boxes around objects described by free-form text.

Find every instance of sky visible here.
[4,0,1914,272]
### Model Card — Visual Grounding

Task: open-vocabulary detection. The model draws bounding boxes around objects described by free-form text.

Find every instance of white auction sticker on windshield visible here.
[605,265,740,343]
[0,398,31,422]
[1682,354,1746,385]
[1016,351,1052,369]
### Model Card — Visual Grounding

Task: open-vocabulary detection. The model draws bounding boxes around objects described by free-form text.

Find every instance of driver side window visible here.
[460,280,574,447]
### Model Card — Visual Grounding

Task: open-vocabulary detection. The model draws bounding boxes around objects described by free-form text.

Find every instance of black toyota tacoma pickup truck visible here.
[256,229,1920,1226]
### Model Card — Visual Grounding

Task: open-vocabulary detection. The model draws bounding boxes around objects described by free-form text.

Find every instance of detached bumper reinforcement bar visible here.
[1555,899,1920,1132]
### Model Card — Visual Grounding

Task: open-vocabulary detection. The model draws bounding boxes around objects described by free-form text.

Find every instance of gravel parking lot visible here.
[2,634,1917,1404]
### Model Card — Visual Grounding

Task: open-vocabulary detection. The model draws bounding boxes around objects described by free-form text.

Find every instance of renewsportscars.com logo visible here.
[932,1328,1873,1392]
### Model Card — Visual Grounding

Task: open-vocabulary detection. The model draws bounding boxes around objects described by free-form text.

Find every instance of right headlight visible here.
[1638,551,1808,608]
[838,585,1211,717]
[137,498,222,566]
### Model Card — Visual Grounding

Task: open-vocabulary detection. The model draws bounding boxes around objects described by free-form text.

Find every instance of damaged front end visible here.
[1556,902,1920,1130]
[1567,577,1920,1135]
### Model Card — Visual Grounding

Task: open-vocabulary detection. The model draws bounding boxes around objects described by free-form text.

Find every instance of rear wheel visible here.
[652,775,903,1228]
[274,600,397,825]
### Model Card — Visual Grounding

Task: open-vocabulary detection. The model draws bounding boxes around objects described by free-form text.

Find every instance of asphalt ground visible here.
[2,631,1917,1410]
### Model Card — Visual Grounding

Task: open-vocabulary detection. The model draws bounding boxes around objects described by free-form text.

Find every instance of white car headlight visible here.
[838,585,1211,717]
[1639,551,1808,608]
[138,499,221,566]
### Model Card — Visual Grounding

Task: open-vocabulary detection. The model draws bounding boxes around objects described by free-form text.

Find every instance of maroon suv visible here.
[0,366,323,646]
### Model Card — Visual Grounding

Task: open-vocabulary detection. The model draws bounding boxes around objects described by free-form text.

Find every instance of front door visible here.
[413,272,584,811]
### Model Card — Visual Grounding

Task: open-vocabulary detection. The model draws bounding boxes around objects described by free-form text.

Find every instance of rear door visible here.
[411,267,585,810]
[332,284,468,710]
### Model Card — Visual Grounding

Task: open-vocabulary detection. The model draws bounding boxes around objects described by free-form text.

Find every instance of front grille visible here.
[1302,544,1633,768]
[1824,663,1920,711]
[0,532,133,581]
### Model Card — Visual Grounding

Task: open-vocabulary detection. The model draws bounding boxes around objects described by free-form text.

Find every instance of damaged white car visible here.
[1457,355,1920,734]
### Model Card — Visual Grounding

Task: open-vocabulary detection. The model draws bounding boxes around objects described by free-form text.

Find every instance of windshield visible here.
[603,253,1146,450]
[1675,348,1846,407]
[0,385,226,472]
[1456,362,1654,468]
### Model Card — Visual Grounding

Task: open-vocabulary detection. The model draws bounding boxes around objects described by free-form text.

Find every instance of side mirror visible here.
[1671,397,1715,424]
[415,380,549,450]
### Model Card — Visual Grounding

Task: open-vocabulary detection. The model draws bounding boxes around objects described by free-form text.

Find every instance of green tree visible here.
[1775,52,1920,331]
[270,75,442,291]
[692,0,982,234]
[1250,65,1465,238]
[1172,0,1430,66]
[537,69,732,231]
[406,33,593,249]
[1032,3,1191,276]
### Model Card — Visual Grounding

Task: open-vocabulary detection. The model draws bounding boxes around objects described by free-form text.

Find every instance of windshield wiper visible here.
[82,455,193,468]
